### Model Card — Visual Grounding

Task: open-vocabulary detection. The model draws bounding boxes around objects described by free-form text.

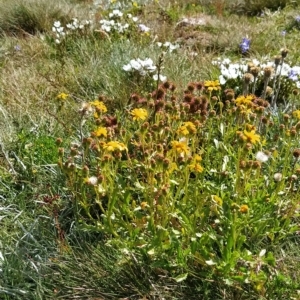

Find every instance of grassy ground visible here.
[1,0,300,299]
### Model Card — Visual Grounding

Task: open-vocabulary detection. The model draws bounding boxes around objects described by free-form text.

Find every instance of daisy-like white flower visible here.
[255,151,269,163]
[86,176,98,185]
[138,24,150,32]
[54,21,61,28]
[153,74,167,81]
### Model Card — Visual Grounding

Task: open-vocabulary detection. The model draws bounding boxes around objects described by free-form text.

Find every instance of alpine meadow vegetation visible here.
[0,0,300,299]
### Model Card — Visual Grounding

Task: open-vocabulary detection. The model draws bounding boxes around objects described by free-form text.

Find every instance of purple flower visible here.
[296,15,300,22]
[14,45,21,51]
[240,38,250,53]
[288,69,298,81]
[281,30,287,36]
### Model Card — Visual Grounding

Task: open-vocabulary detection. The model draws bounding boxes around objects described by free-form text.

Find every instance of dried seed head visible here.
[252,160,261,169]
[266,86,273,96]
[243,72,253,84]
[162,80,171,89]
[187,82,196,92]
[261,116,268,124]
[247,62,255,72]
[184,94,193,103]
[292,89,299,96]
[274,173,282,182]
[264,67,273,78]
[289,174,298,181]
[292,148,300,158]
[250,66,260,77]
[274,55,281,66]
[56,138,63,145]
[281,48,288,58]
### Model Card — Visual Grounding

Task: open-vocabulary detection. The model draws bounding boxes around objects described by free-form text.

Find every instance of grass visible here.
[1,0,300,299]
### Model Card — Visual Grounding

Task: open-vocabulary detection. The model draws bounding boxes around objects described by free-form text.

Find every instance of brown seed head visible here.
[281,48,288,58]
[293,148,300,158]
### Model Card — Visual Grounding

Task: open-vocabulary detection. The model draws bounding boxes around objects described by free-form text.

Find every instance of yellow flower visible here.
[204,80,221,92]
[103,141,127,152]
[240,204,249,213]
[140,202,148,210]
[184,121,197,133]
[243,130,260,144]
[94,127,107,138]
[235,95,254,106]
[57,92,69,100]
[177,121,196,135]
[171,141,190,156]
[238,105,253,115]
[292,110,300,119]
[188,163,204,173]
[194,154,202,162]
[177,125,189,136]
[130,108,148,121]
[212,195,222,206]
[90,100,107,113]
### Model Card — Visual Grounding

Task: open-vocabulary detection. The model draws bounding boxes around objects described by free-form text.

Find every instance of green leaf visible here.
[174,273,188,282]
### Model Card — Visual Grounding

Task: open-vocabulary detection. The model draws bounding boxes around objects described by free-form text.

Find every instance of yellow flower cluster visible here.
[204,80,221,92]
[90,100,108,113]
[235,95,254,106]
[188,154,204,173]
[292,110,300,119]
[237,127,261,145]
[242,129,260,144]
[94,127,107,138]
[103,141,127,152]
[177,121,197,135]
[171,141,190,156]
[131,108,148,121]
[239,204,249,213]
[57,92,69,100]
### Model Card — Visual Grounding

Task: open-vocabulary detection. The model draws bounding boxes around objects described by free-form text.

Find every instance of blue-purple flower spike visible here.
[240,38,250,53]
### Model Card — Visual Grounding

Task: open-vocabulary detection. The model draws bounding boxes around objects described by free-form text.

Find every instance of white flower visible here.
[87,176,98,185]
[279,63,291,76]
[274,173,282,182]
[169,43,179,52]
[123,64,132,71]
[132,17,138,22]
[153,74,167,81]
[56,27,64,33]
[101,23,111,32]
[112,9,123,17]
[55,39,60,44]
[54,21,61,28]
[138,24,150,32]
[222,58,231,65]
[252,58,260,66]
[219,75,226,85]
[142,58,156,72]
[255,151,269,163]
[130,59,143,71]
